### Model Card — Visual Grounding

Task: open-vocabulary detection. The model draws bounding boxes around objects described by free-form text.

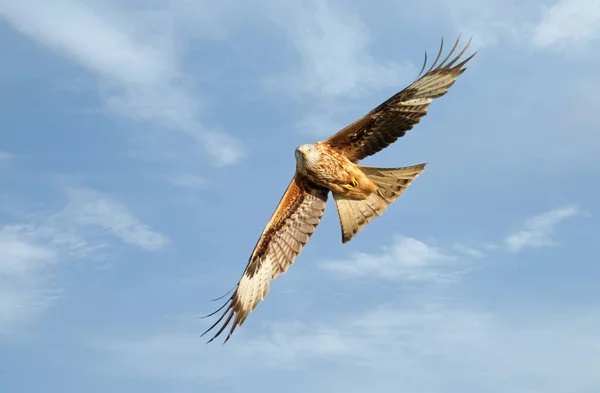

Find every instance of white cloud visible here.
[419,0,600,54]
[87,201,593,390]
[240,304,600,393]
[0,187,168,333]
[505,205,582,252]
[62,188,169,251]
[533,0,600,48]
[0,224,73,333]
[0,228,53,331]
[264,0,407,100]
[453,243,485,258]
[322,203,582,281]
[0,231,55,277]
[234,303,494,368]
[0,0,244,166]
[262,0,412,137]
[320,235,466,283]
[91,301,600,392]
[436,0,541,49]
[437,0,600,54]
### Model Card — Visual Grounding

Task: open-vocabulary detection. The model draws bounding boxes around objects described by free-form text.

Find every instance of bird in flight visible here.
[202,35,476,343]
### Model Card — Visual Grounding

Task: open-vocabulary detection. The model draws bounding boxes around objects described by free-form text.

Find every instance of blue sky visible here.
[1,0,599,392]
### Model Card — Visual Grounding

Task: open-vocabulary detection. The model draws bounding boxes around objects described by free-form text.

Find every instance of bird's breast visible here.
[299,146,354,186]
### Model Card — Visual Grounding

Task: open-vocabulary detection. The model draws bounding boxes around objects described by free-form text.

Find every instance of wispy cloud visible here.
[234,302,495,368]
[505,205,582,252]
[88,201,593,389]
[0,226,58,333]
[321,204,582,281]
[453,243,485,258]
[319,235,466,283]
[264,0,406,100]
[533,0,600,49]
[90,301,600,392]
[0,222,89,333]
[62,188,169,251]
[0,0,244,166]
[437,0,539,49]
[263,0,411,136]
[238,303,600,393]
[428,0,600,53]
[0,187,168,333]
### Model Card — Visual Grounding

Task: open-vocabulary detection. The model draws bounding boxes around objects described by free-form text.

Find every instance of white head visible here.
[295,144,320,169]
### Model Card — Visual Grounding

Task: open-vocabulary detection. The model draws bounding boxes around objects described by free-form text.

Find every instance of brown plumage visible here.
[202,35,476,343]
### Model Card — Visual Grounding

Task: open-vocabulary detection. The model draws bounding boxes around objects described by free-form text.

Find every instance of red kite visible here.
[203,36,476,343]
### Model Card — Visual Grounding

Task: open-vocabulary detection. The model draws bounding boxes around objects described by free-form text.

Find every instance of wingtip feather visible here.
[417,50,428,79]
[418,34,477,78]
[425,36,445,74]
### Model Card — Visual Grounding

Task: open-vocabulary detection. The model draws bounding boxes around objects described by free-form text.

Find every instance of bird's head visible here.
[295,144,320,167]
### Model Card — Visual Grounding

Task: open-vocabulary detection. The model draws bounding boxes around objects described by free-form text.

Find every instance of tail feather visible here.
[333,164,426,243]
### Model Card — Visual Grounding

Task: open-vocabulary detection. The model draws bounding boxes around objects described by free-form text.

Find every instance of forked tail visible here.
[333,164,426,243]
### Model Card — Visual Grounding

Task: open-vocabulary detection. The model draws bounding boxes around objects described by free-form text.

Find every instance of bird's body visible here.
[295,143,377,200]
[202,35,477,343]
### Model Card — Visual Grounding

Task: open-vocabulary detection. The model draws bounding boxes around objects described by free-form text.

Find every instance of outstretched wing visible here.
[201,174,328,344]
[324,35,476,163]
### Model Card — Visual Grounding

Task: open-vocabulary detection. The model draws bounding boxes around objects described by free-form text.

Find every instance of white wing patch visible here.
[236,255,274,312]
